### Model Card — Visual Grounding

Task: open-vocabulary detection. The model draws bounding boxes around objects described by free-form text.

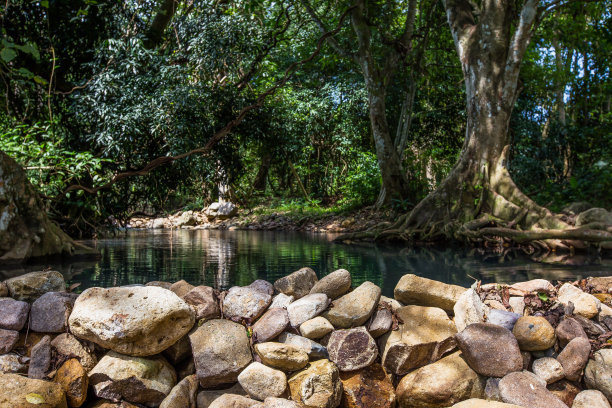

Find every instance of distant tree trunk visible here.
[144,0,180,49]
[252,152,272,193]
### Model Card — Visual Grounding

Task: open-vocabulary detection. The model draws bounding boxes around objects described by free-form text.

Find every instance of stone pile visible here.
[0,268,611,408]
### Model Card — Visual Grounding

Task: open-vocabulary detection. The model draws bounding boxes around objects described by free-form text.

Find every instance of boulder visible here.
[0,297,30,330]
[367,307,393,338]
[531,357,564,384]
[68,286,195,356]
[572,390,611,408]
[287,293,329,327]
[89,351,176,407]
[300,316,334,339]
[211,202,238,220]
[254,342,309,372]
[30,292,78,333]
[277,332,328,359]
[190,319,252,388]
[498,371,568,408]
[0,352,27,373]
[584,349,612,402]
[208,394,259,408]
[146,281,172,290]
[274,267,318,300]
[252,308,289,343]
[5,270,65,302]
[28,334,52,379]
[510,279,555,293]
[0,372,67,407]
[557,337,590,381]
[451,400,523,407]
[0,328,18,353]
[486,309,521,331]
[223,286,272,322]
[159,375,198,408]
[339,363,395,408]
[455,323,523,377]
[51,333,97,372]
[309,269,351,299]
[512,316,556,351]
[287,359,342,408]
[454,289,489,332]
[182,286,220,321]
[558,284,600,319]
[322,281,380,329]
[176,211,197,227]
[396,351,485,408]
[394,274,466,312]
[556,317,588,348]
[586,277,612,294]
[380,305,457,375]
[327,327,377,372]
[170,280,195,299]
[162,335,192,365]
[575,208,612,226]
[270,294,294,309]
[238,362,287,401]
[54,358,88,407]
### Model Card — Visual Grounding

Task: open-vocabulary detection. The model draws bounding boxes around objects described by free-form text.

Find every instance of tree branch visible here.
[144,0,180,49]
[443,0,477,70]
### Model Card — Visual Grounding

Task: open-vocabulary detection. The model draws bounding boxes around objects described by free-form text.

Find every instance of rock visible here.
[485,377,502,401]
[223,286,272,322]
[0,282,8,297]
[0,328,18,353]
[208,394,258,408]
[509,297,525,316]
[170,280,195,298]
[367,307,393,338]
[274,267,318,300]
[29,334,52,379]
[532,357,564,384]
[5,270,66,302]
[287,359,342,408]
[486,309,521,331]
[252,308,289,343]
[248,280,274,296]
[0,372,67,407]
[159,375,198,408]
[30,292,77,333]
[380,305,457,375]
[210,202,238,220]
[327,327,377,371]
[396,351,485,408]
[196,383,248,408]
[270,294,294,309]
[557,337,590,381]
[51,333,97,372]
[277,332,328,359]
[238,362,287,401]
[512,316,556,351]
[572,390,611,408]
[576,208,612,226]
[177,211,197,227]
[587,277,612,294]
[0,297,30,330]
[323,281,380,329]
[254,342,309,372]
[55,358,88,407]
[183,286,220,321]
[89,351,176,407]
[521,351,532,369]
[498,371,568,408]
[287,293,329,327]
[262,398,301,408]
[548,380,582,407]
[510,279,555,293]
[300,316,334,339]
[455,323,522,377]
[563,201,593,214]
[309,269,351,300]
[151,218,167,229]
[380,296,403,311]
[451,401,523,407]
[394,274,466,312]
[161,335,191,366]
[454,288,489,332]
[558,284,600,319]
[339,363,395,408]
[69,286,195,356]
[556,317,588,348]
[146,281,172,290]
[0,353,27,373]
[584,349,612,402]
[190,319,252,388]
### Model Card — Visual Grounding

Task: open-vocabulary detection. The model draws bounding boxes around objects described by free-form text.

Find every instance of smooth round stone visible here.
[327,327,378,372]
[498,371,568,408]
[512,316,556,351]
[487,309,521,331]
[238,362,287,401]
[299,316,334,339]
[222,286,272,322]
[287,293,330,327]
[309,269,351,300]
[323,281,381,329]
[557,337,591,381]
[531,357,564,384]
[254,342,309,372]
[248,280,274,296]
[572,390,611,408]
[208,394,258,408]
[274,268,319,300]
[252,308,289,343]
[556,317,588,348]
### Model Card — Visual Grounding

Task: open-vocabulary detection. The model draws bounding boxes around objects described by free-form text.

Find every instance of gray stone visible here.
[277,332,328,359]
[238,362,287,401]
[30,291,78,333]
[327,326,377,371]
[190,319,252,388]
[183,286,220,321]
[557,337,590,381]
[367,307,393,338]
[584,349,612,402]
[287,293,329,327]
[309,269,351,300]
[273,267,318,300]
[487,309,521,331]
[248,280,274,296]
[532,357,564,384]
[394,274,466,312]
[572,390,611,408]
[28,334,52,379]
[454,288,489,332]
[485,377,502,401]
[498,371,568,408]
[323,281,381,329]
[576,207,612,226]
[269,293,293,309]
[5,270,66,302]
[223,286,272,322]
[0,297,29,330]
[252,308,289,343]
[456,323,523,378]
[0,328,18,353]
[159,374,199,408]
[51,333,98,372]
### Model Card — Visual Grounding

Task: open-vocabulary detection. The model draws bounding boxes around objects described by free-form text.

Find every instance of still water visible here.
[2,229,611,296]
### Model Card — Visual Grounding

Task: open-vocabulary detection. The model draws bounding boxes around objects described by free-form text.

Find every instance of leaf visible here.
[537,292,549,302]
[40,0,49,8]
[26,393,46,404]
[0,47,17,63]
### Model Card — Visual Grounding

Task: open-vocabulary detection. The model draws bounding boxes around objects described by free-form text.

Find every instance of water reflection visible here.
[1,230,610,296]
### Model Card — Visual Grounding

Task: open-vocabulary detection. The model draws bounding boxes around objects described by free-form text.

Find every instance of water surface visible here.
[1,230,610,296]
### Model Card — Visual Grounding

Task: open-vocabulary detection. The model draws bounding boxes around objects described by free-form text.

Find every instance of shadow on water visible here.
[1,229,611,296]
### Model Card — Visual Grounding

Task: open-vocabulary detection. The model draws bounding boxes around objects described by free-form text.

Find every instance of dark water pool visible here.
[1,229,611,296]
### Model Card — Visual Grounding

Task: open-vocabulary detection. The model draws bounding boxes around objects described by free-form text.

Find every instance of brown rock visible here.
[547,379,581,407]
[29,334,52,379]
[339,363,395,408]
[0,328,18,353]
[586,277,612,294]
[196,383,248,408]
[5,270,66,302]
[55,358,88,407]
[456,323,523,377]
[328,327,378,372]
[254,342,309,372]
[183,286,220,321]
[0,372,67,408]
[274,267,319,300]
[208,394,259,408]
[367,308,392,338]
[309,269,351,300]
[159,374,198,408]
[498,371,568,408]
[287,359,342,408]
[146,281,172,290]
[557,337,590,381]
[223,286,272,322]
[451,400,523,407]
[51,333,97,372]
[170,280,195,298]
[252,308,289,343]
[394,274,466,312]
[248,280,274,296]
[323,282,381,329]
[510,279,555,293]
[0,297,30,330]
[512,316,556,351]
[555,317,588,348]
[30,292,78,333]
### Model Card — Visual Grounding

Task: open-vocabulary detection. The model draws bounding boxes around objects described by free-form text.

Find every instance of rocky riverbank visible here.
[0,269,611,408]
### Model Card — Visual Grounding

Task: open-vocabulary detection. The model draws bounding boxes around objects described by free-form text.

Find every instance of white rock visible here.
[454,288,489,332]
[532,357,565,384]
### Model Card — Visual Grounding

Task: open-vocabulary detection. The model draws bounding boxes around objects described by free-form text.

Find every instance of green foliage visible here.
[338,151,381,209]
